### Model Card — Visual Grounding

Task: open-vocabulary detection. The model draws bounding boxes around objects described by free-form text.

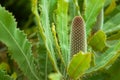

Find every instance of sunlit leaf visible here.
[67,52,91,79]
[89,30,106,51]
[0,5,39,80]
[48,73,62,80]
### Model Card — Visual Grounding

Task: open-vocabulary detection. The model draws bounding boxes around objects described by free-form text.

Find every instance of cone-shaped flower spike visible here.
[70,16,87,55]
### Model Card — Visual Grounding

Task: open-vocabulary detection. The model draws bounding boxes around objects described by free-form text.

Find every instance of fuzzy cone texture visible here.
[70,16,86,55]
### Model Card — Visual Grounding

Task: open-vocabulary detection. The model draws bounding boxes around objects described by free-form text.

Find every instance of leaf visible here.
[73,0,80,15]
[39,0,59,71]
[0,62,10,72]
[89,30,106,51]
[51,23,65,65]
[49,0,57,23]
[105,0,116,15]
[48,73,62,80]
[69,0,78,18]
[37,33,54,80]
[67,52,91,79]
[107,31,120,40]
[0,70,13,80]
[91,9,104,34]
[86,41,120,73]
[105,57,120,80]
[56,0,70,65]
[78,0,84,15]
[68,0,79,29]
[103,13,120,34]
[104,5,120,22]
[104,0,112,7]
[32,0,59,72]
[85,0,105,36]
[0,5,39,80]
[11,72,17,80]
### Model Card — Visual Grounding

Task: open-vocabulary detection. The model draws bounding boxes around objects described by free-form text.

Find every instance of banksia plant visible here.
[1,0,120,80]
[70,16,87,55]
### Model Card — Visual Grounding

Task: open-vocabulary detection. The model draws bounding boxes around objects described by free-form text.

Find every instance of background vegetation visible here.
[0,0,120,80]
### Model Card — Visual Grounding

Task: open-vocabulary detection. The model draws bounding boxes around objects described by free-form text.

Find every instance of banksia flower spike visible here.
[70,16,87,56]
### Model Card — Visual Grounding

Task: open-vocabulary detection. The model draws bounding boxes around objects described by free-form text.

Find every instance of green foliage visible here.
[32,0,59,72]
[67,52,91,79]
[48,73,62,80]
[91,9,103,34]
[89,30,106,51]
[86,41,120,73]
[85,0,105,36]
[0,62,10,72]
[106,58,120,80]
[56,0,70,65]
[0,5,39,80]
[105,0,116,16]
[103,13,120,34]
[0,70,13,80]
[0,0,120,80]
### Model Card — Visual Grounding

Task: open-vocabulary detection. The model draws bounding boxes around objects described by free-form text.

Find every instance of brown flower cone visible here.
[70,16,87,56]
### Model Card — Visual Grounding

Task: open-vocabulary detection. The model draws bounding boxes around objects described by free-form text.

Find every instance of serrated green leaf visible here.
[32,0,59,72]
[85,0,105,36]
[0,70,13,80]
[33,2,55,78]
[49,0,57,23]
[37,47,54,80]
[67,52,91,79]
[36,33,54,80]
[56,0,70,65]
[39,0,59,71]
[86,41,120,73]
[0,5,39,80]
[89,30,106,51]
[51,23,65,65]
